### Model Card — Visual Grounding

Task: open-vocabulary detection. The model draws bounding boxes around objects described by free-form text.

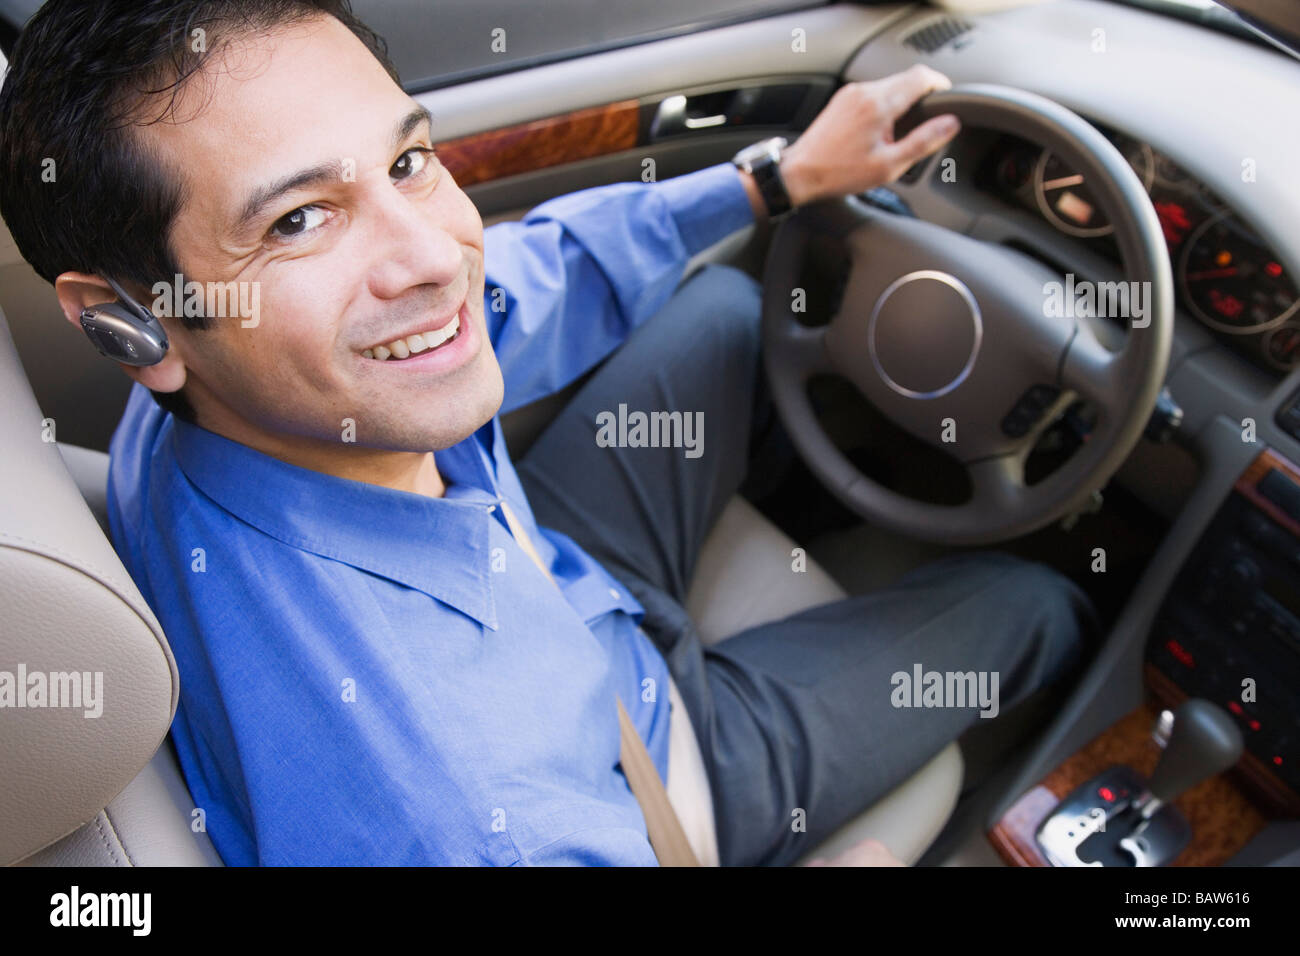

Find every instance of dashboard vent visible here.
[901,16,974,54]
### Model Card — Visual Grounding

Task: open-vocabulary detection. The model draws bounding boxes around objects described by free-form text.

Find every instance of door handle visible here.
[684,110,728,130]
[650,92,745,138]
[648,85,817,141]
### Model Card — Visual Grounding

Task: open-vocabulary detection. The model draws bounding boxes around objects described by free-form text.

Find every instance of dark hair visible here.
[0,0,400,423]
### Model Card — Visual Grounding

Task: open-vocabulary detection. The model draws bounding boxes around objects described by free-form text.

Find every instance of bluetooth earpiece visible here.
[78,276,169,367]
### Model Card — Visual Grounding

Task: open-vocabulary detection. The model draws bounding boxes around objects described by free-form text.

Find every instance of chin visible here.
[424,360,505,452]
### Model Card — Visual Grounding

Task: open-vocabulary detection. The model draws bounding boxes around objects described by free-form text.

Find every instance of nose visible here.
[363,182,464,300]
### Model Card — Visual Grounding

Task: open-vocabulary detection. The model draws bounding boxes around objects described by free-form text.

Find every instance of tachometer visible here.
[1033,140,1154,237]
[1178,210,1299,334]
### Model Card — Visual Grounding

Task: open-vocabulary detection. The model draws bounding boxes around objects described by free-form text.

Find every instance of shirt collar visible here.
[171,417,503,630]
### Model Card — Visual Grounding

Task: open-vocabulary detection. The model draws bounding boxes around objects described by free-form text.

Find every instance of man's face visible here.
[138,15,503,459]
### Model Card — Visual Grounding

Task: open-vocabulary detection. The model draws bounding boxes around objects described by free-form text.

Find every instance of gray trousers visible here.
[516,264,1099,867]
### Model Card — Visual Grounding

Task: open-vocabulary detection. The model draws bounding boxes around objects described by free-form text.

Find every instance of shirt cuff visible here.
[656,161,755,257]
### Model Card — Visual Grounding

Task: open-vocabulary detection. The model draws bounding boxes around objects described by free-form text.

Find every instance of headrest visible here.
[0,306,178,864]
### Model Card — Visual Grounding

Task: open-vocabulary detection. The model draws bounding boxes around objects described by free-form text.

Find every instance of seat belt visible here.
[497,497,701,867]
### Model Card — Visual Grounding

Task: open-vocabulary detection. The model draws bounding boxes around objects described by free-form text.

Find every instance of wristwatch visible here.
[731,136,792,218]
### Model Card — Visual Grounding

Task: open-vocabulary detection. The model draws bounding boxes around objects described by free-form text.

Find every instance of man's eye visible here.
[269,205,327,239]
[392,146,437,181]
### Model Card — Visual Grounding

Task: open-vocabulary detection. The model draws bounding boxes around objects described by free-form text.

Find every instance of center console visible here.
[990,446,1300,867]
[1146,448,1300,808]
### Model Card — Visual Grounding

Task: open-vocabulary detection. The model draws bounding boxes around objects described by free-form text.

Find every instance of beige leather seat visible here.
[0,306,960,867]
[680,496,963,865]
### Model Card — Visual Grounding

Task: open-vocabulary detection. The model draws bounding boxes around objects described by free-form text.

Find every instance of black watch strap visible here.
[733,137,792,218]
[751,156,792,218]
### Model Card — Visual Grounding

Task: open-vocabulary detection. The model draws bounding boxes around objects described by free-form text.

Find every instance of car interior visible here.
[2,0,1299,868]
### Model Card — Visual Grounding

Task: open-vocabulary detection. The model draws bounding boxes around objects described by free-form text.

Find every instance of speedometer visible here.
[1178,210,1300,334]
[1033,140,1154,238]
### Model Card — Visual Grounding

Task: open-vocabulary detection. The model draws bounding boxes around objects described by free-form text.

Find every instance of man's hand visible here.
[804,836,906,867]
[778,65,960,209]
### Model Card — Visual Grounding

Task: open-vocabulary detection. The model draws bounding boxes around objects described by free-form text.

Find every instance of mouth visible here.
[360,295,467,362]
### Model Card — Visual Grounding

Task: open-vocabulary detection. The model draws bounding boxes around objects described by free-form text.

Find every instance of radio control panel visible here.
[1147,449,1300,800]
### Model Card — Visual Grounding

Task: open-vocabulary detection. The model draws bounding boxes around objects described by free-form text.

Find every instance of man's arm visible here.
[483,161,754,416]
[484,64,961,418]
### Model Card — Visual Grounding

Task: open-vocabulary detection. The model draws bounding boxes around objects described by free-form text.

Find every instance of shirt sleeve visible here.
[482,161,754,415]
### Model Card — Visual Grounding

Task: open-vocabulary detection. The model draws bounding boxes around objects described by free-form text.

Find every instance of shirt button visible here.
[485,504,496,513]
[608,588,620,600]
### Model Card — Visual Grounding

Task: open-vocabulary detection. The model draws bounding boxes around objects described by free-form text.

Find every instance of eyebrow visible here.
[232,104,435,235]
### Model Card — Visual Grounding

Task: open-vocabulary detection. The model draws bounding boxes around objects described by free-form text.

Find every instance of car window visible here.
[353,0,831,92]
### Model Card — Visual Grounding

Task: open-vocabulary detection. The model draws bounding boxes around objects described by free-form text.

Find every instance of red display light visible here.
[1165,638,1195,668]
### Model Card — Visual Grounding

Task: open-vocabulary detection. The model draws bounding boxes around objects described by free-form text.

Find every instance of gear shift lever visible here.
[1036,699,1244,866]
[1132,699,1244,820]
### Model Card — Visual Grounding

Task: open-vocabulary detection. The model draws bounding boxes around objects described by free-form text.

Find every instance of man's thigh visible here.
[701,550,1098,866]
[516,262,766,604]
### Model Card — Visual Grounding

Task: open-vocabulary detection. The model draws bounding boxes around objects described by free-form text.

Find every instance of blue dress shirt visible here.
[106,162,754,865]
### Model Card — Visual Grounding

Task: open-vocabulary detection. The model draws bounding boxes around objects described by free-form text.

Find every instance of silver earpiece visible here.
[78,276,169,366]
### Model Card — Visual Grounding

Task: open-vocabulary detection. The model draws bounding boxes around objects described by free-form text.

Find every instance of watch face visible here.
[735,137,787,168]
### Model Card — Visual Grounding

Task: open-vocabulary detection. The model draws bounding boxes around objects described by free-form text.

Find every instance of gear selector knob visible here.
[1145,699,1243,809]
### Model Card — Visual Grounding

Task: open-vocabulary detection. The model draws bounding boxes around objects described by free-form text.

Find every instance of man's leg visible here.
[515,264,1099,866]
[693,551,1096,865]
[516,263,772,715]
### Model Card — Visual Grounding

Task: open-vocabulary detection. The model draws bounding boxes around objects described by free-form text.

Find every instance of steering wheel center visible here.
[868,270,983,399]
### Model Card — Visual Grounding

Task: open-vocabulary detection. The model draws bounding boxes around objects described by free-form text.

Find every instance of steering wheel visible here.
[762,84,1174,546]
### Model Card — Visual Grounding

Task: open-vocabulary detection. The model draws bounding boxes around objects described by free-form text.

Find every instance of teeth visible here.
[426,313,460,348]
[364,312,461,361]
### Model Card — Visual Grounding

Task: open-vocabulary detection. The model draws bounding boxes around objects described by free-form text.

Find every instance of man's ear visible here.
[54,271,187,394]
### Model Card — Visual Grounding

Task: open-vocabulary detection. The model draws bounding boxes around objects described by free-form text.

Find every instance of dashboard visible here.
[839,0,1300,854]
[975,128,1300,374]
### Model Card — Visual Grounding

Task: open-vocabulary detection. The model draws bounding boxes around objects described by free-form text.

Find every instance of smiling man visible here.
[0,1,1099,866]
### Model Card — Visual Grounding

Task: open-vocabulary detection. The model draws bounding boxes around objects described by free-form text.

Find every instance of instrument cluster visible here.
[980,129,1300,373]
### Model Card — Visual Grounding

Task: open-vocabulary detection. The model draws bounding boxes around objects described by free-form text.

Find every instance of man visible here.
[0,1,1097,865]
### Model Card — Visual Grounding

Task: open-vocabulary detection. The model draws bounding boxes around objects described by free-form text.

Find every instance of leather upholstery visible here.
[665,675,720,866]
[16,740,223,867]
[686,495,847,646]
[795,742,964,866]
[0,310,179,866]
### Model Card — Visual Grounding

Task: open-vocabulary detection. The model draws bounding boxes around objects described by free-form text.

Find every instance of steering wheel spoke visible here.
[1060,322,1125,419]
[967,454,1025,514]
[772,320,833,381]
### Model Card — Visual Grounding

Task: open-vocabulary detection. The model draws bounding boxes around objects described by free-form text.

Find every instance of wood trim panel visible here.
[436,100,642,188]
[988,786,1054,867]
[1234,447,1300,539]
[989,699,1270,867]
